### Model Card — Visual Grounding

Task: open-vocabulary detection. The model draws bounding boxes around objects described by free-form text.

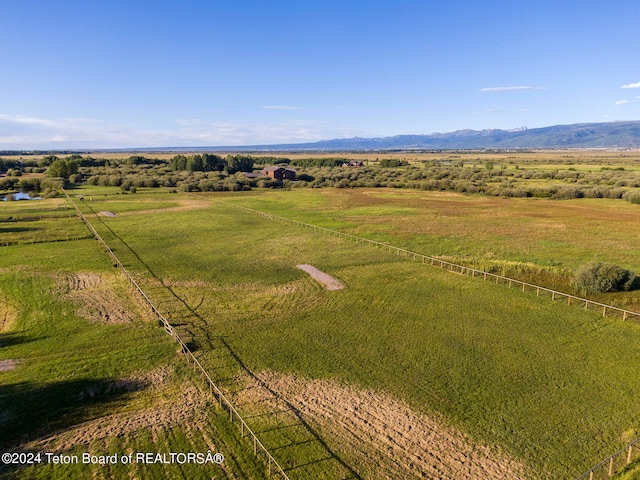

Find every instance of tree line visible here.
[168,154,254,173]
[5,153,640,206]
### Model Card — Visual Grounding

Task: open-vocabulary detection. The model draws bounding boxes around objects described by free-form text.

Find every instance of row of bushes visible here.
[72,164,640,204]
[5,153,636,205]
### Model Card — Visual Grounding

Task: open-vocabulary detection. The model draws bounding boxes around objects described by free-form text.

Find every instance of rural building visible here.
[261,166,296,180]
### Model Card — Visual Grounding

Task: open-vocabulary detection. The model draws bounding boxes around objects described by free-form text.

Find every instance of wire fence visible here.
[64,191,290,480]
[210,197,640,479]
[65,190,640,479]
[0,234,94,247]
[575,438,640,480]
[211,198,640,323]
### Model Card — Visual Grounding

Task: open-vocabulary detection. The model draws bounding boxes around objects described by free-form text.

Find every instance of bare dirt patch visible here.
[297,264,344,290]
[0,359,19,372]
[26,384,206,453]
[0,300,17,333]
[59,272,140,324]
[98,211,117,217]
[254,371,527,480]
[61,272,103,292]
[73,289,135,324]
[77,365,174,400]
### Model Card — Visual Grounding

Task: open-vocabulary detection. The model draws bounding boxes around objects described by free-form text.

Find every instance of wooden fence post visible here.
[70,195,293,480]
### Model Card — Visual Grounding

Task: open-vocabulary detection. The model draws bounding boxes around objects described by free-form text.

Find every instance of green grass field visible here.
[3,187,640,479]
[0,201,267,479]
[215,188,640,310]
[63,187,640,478]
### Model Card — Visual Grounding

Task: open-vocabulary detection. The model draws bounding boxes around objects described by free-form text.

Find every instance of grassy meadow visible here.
[0,199,267,479]
[217,188,640,310]
[2,178,640,478]
[52,185,640,479]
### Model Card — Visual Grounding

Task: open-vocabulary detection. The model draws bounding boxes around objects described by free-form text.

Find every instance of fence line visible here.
[210,198,640,322]
[575,437,640,480]
[64,191,289,480]
[0,234,93,247]
[210,197,640,479]
[65,190,640,478]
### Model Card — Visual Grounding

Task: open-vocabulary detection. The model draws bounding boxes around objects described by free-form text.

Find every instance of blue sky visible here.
[1,0,639,148]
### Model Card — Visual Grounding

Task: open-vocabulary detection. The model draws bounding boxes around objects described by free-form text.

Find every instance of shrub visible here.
[379,159,409,168]
[41,188,59,199]
[553,186,584,199]
[623,191,640,204]
[68,173,82,184]
[40,177,64,192]
[573,262,636,294]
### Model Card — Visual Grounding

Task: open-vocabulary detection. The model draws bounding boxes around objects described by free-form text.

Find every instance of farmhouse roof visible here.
[262,166,296,172]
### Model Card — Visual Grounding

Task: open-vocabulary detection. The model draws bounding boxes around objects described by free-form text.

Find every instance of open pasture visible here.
[66,186,640,478]
[0,197,90,246]
[0,210,266,478]
[217,188,640,310]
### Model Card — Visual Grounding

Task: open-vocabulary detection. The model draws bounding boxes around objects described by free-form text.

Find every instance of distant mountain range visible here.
[213,120,640,151]
[76,120,640,154]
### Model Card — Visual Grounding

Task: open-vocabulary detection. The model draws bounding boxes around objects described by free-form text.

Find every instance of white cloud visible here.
[0,114,100,128]
[621,81,640,89]
[479,86,545,93]
[614,97,640,106]
[0,113,357,149]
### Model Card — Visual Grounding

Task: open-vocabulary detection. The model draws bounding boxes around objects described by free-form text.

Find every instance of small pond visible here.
[2,192,42,201]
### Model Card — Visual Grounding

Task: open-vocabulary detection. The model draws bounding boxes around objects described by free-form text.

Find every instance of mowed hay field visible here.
[62,186,640,479]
